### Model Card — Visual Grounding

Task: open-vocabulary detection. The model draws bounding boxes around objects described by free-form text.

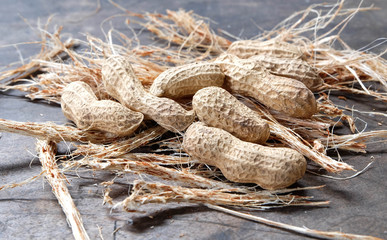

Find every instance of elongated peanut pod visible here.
[183,122,307,190]
[216,61,317,118]
[192,87,270,143]
[217,53,323,91]
[150,62,225,98]
[250,55,323,91]
[227,39,303,59]
[101,56,195,132]
[61,81,143,137]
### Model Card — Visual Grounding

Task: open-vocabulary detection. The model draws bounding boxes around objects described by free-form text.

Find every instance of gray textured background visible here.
[0,0,386,239]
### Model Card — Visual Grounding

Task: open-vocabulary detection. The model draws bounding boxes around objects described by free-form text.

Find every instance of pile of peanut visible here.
[62,39,322,190]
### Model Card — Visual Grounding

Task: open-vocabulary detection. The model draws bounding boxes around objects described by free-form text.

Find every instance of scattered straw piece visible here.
[66,157,229,189]
[0,118,120,143]
[207,204,383,240]
[117,180,328,211]
[37,139,90,240]
[72,126,167,158]
[0,171,44,191]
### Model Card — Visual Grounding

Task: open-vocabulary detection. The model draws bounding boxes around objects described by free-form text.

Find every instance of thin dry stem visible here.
[243,100,354,172]
[72,126,167,158]
[37,140,90,240]
[0,118,121,143]
[0,27,76,83]
[119,153,192,165]
[0,171,44,191]
[66,157,230,189]
[268,118,354,172]
[207,204,382,240]
[118,180,328,211]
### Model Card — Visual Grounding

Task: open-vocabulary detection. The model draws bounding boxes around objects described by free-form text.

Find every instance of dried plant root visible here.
[37,140,90,240]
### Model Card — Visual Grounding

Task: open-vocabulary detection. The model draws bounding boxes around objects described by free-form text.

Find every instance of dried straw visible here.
[65,157,230,189]
[0,118,120,143]
[37,139,90,240]
[0,1,386,239]
[71,126,167,158]
[208,204,383,240]
[116,180,328,210]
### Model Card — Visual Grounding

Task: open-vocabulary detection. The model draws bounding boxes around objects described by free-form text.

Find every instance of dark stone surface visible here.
[0,0,386,239]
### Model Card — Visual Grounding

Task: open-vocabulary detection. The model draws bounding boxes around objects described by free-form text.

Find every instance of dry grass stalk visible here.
[319,130,387,152]
[268,118,354,172]
[37,139,90,240]
[0,171,44,191]
[0,118,120,143]
[117,180,328,211]
[72,126,167,158]
[123,8,231,57]
[116,153,192,165]
[207,204,383,240]
[242,99,354,172]
[66,157,230,189]
[256,0,387,99]
[0,25,75,83]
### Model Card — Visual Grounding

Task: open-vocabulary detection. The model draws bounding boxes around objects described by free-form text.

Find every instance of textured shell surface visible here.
[183,122,307,190]
[61,81,143,136]
[217,53,323,90]
[192,86,270,143]
[227,39,304,59]
[102,55,195,132]
[150,62,225,98]
[215,60,317,118]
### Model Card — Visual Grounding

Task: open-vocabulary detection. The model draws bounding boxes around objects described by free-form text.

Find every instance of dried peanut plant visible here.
[1,1,386,239]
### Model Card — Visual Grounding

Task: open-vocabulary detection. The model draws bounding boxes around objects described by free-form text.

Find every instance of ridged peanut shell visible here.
[217,53,323,91]
[150,62,225,98]
[183,122,307,190]
[101,55,195,132]
[216,60,317,118]
[227,39,303,59]
[192,87,269,143]
[61,81,143,137]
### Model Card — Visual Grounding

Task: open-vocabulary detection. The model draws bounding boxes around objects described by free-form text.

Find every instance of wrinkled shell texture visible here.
[192,87,270,143]
[150,62,225,98]
[216,61,317,118]
[227,39,303,59]
[61,81,143,136]
[217,53,323,91]
[183,122,307,190]
[101,55,195,132]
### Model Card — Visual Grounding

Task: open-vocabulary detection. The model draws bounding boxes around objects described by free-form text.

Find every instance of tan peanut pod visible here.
[183,122,307,190]
[61,81,144,137]
[227,39,303,59]
[192,87,270,143]
[215,60,317,118]
[150,62,225,98]
[217,53,323,91]
[101,55,195,132]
